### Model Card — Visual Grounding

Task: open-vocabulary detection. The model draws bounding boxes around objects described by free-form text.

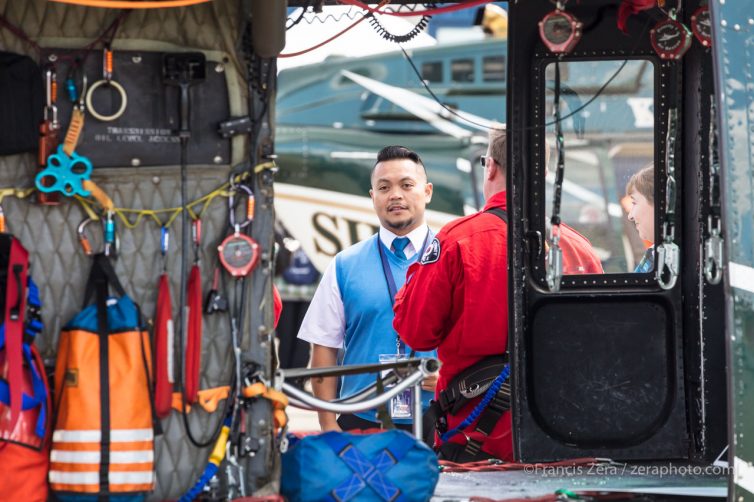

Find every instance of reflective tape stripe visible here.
[729,262,754,294]
[52,428,154,443]
[734,457,754,495]
[49,471,99,485]
[110,471,154,485]
[51,449,154,464]
[49,470,154,486]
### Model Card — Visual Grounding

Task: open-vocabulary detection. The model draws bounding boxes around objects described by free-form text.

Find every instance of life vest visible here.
[51,254,156,496]
[0,234,51,502]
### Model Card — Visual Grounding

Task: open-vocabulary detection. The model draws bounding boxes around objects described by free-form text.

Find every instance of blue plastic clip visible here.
[35,145,92,197]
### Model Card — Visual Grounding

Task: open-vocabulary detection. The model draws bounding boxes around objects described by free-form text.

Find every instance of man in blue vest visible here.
[297,145,437,432]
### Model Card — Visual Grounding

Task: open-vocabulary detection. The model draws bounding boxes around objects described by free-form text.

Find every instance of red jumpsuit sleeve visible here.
[393,236,460,351]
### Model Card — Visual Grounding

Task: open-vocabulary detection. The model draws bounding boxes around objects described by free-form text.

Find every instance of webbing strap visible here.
[484,207,508,223]
[91,258,111,496]
[185,264,202,404]
[83,253,126,308]
[323,432,414,502]
[3,237,28,436]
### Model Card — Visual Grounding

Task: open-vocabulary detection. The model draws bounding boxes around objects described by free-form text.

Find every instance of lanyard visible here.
[377,228,432,354]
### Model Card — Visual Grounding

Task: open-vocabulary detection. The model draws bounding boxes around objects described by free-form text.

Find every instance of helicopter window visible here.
[541,59,656,275]
[451,59,475,83]
[421,61,443,83]
[483,56,506,82]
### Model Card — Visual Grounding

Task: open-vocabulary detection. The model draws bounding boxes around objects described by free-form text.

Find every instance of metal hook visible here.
[77,218,98,256]
[704,216,724,285]
[104,211,118,257]
[656,241,680,290]
[228,184,254,229]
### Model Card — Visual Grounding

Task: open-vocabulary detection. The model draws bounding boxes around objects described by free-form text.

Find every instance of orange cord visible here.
[49,0,211,8]
[50,79,58,103]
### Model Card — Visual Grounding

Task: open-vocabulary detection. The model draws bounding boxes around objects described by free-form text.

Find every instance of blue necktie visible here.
[392,237,410,260]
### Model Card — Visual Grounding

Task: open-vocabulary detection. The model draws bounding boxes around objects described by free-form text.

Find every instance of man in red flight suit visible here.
[393,126,602,462]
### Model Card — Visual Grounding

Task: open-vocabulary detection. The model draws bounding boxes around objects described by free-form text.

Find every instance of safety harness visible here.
[427,207,512,463]
[0,235,47,448]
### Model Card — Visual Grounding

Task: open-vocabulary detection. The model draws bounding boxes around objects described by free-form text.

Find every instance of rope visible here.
[2,171,248,231]
[49,0,211,8]
[278,10,371,58]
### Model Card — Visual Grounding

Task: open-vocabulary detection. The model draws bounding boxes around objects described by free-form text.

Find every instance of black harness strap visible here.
[485,207,508,223]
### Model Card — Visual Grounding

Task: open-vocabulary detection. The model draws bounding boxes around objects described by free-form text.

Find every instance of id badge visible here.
[379,354,413,420]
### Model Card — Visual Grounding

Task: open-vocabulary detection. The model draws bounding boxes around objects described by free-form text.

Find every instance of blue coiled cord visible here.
[441,364,510,442]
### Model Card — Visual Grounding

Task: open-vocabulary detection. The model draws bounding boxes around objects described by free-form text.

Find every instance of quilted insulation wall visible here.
[0,1,261,498]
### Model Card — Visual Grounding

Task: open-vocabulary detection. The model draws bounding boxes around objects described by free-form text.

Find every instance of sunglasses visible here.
[480,155,496,167]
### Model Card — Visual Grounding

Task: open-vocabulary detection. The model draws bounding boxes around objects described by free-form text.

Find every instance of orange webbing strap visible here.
[82,180,114,212]
[242,382,289,430]
[51,0,211,7]
[171,385,230,414]
[62,108,85,157]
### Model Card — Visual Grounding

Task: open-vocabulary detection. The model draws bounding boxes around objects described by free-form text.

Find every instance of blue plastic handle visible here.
[35,145,92,197]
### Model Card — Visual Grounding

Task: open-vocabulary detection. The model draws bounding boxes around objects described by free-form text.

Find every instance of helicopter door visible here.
[507,2,689,462]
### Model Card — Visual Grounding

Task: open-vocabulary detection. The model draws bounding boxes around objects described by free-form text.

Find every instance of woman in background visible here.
[626,164,655,272]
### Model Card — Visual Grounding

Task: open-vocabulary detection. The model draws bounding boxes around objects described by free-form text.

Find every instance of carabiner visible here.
[546,225,563,292]
[77,218,98,256]
[228,184,254,230]
[656,241,680,290]
[104,211,118,257]
[703,216,724,285]
[192,218,202,263]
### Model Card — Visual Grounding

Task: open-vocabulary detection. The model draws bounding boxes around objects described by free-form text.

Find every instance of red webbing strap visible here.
[154,274,173,418]
[5,238,29,432]
[184,264,202,404]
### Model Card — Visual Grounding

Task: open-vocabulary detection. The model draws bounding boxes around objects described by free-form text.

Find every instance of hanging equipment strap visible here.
[3,238,29,434]
[704,96,723,285]
[546,59,565,292]
[154,273,174,418]
[656,109,681,290]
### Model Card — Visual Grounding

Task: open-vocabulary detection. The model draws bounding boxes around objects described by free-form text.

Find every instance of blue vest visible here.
[336,233,436,423]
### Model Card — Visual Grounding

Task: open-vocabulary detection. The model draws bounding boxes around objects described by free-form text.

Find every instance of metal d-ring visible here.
[85,79,128,122]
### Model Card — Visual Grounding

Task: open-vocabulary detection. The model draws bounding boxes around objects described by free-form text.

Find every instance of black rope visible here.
[398,16,653,134]
[550,59,565,227]
[367,4,432,44]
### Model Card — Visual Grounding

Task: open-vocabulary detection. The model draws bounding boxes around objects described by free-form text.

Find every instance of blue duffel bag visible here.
[281,429,439,502]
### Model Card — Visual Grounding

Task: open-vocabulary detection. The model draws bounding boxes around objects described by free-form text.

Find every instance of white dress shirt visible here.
[297,224,430,349]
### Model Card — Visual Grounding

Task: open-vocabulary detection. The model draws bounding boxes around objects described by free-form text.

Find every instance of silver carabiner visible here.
[546,226,563,293]
[656,241,680,290]
[703,216,724,285]
[228,184,255,229]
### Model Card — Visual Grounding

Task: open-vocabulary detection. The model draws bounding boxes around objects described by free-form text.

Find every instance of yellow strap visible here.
[254,161,276,174]
[82,180,114,212]
[63,108,85,157]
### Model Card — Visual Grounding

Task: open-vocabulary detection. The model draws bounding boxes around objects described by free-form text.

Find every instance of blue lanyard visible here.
[377,229,431,304]
[377,229,432,354]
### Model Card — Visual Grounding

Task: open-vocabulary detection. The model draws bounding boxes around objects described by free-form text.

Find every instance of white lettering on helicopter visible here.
[626,97,654,128]
[92,127,179,144]
[312,212,379,258]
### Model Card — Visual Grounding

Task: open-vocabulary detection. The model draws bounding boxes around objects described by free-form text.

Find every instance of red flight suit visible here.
[393,191,603,461]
